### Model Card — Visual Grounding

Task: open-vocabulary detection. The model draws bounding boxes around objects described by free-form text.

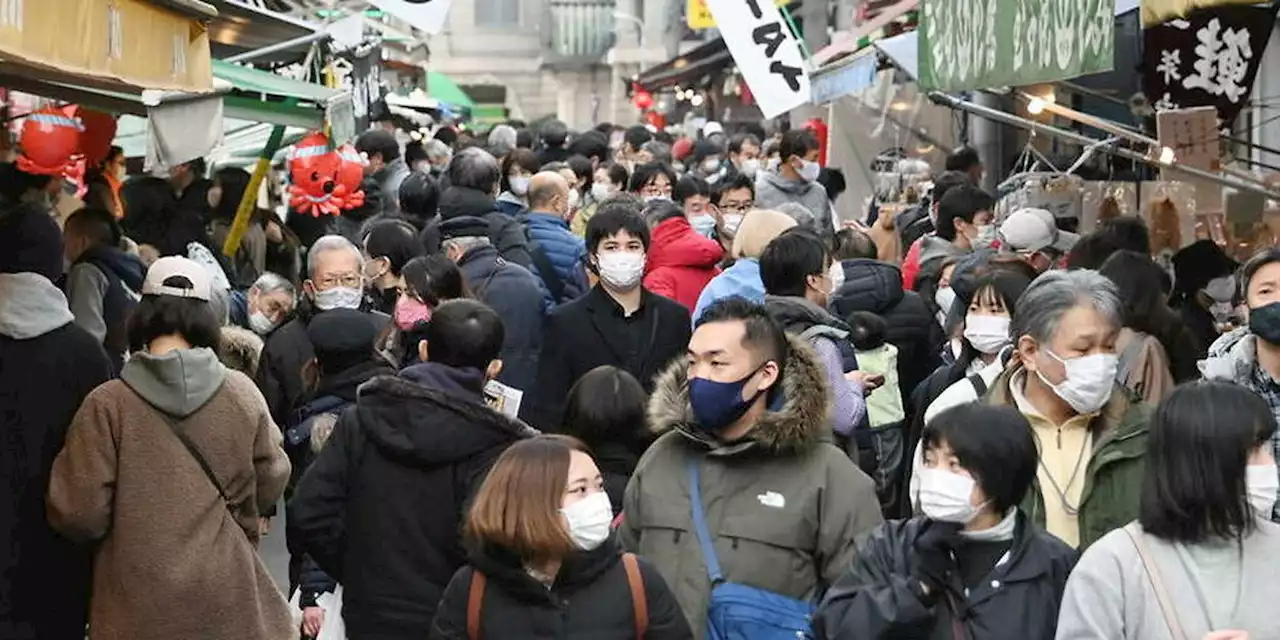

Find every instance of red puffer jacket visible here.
[643,216,723,310]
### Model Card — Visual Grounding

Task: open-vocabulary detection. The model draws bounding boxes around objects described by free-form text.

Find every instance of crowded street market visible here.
[5,0,1280,638]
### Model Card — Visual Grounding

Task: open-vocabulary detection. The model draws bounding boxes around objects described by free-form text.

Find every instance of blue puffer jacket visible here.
[457,245,547,393]
[521,211,589,307]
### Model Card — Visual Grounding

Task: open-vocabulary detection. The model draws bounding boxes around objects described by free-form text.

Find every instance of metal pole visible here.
[928,91,1280,201]
[223,31,333,64]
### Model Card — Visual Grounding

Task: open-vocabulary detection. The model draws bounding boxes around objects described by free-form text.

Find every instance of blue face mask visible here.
[688,365,769,433]
[690,214,717,238]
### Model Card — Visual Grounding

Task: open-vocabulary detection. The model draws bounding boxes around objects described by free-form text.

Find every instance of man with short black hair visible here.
[620,125,653,165]
[64,206,145,373]
[946,146,984,185]
[727,132,762,179]
[620,296,882,633]
[525,199,692,429]
[538,120,571,166]
[898,170,977,291]
[432,147,534,268]
[289,299,535,639]
[755,129,832,233]
[356,129,411,217]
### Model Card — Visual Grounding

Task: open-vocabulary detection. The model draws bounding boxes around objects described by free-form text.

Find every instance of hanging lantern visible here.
[75,107,118,166]
[287,132,344,217]
[335,144,367,211]
[805,117,830,167]
[17,105,84,177]
[633,88,654,110]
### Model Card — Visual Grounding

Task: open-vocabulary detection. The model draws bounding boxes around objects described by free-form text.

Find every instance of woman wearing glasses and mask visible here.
[1056,382,1280,640]
[812,403,1077,639]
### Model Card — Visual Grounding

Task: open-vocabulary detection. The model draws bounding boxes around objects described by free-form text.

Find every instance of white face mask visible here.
[1037,350,1118,415]
[690,214,717,237]
[973,224,996,247]
[739,158,761,178]
[567,189,581,210]
[643,195,671,204]
[596,251,645,291]
[798,159,821,182]
[915,467,983,524]
[722,213,744,235]
[702,157,722,173]
[1205,275,1236,303]
[828,261,845,292]
[561,491,614,551]
[509,176,531,197]
[248,311,276,336]
[313,286,363,311]
[963,314,1010,355]
[1247,463,1279,516]
[934,286,956,319]
[591,182,612,202]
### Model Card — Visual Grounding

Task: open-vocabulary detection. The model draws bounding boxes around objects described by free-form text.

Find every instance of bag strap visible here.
[966,372,988,399]
[467,571,486,640]
[156,410,230,505]
[686,458,725,583]
[622,553,649,638]
[1121,523,1188,640]
[1115,332,1148,385]
[523,226,567,303]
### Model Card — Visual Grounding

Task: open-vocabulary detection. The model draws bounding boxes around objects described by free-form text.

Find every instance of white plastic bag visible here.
[288,589,304,633]
[315,585,346,640]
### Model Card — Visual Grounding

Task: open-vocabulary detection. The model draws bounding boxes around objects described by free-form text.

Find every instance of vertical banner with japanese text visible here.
[918,0,1114,91]
[704,0,811,118]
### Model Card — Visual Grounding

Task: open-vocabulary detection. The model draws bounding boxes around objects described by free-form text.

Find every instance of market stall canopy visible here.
[206,0,325,64]
[115,115,307,166]
[426,71,476,112]
[0,0,216,95]
[634,37,732,90]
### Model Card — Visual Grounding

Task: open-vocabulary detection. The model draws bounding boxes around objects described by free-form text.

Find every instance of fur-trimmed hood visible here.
[647,332,831,456]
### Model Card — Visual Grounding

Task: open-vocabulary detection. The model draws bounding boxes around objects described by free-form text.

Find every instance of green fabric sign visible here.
[918,0,1115,91]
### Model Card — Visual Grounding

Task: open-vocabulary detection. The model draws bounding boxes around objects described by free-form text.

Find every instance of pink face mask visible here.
[394,296,432,331]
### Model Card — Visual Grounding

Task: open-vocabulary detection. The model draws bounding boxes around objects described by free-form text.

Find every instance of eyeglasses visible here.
[315,273,362,289]
[719,202,753,213]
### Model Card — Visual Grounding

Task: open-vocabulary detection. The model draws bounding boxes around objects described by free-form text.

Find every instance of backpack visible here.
[522,224,567,303]
[466,553,648,639]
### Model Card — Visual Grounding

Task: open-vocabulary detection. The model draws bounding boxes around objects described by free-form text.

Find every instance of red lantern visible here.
[75,107,117,166]
[287,132,344,217]
[805,117,829,167]
[17,105,84,177]
[335,144,366,211]
[633,88,654,111]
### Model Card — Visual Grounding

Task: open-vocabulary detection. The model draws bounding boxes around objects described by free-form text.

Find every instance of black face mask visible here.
[1250,302,1280,345]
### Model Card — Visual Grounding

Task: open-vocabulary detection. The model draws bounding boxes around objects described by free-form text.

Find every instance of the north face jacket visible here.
[619,333,883,637]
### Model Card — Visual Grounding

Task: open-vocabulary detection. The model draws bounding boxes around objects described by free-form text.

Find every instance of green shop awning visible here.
[427,71,477,110]
[212,60,353,138]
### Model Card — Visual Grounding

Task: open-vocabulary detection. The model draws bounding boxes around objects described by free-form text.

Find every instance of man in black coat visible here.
[427,147,534,269]
[524,198,692,430]
[255,234,388,426]
[440,216,547,394]
[288,300,535,639]
[0,204,113,640]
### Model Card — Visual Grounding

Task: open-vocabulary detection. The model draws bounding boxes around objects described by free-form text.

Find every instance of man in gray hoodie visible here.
[754,129,833,233]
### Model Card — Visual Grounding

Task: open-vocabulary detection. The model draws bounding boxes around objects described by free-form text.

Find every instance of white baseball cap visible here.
[703,121,724,137]
[142,256,213,301]
[999,208,1079,253]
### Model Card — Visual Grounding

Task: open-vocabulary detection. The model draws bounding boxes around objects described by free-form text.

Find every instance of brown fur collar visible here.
[647,332,832,455]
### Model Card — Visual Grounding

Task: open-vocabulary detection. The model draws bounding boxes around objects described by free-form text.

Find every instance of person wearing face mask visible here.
[690,138,728,185]
[1098,251,1179,405]
[289,300,537,640]
[525,201,692,430]
[382,255,470,368]
[1057,382,1280,640]
[520,171,590,308]
[761,228,873,442]
[914,184,996,311]
[1202,249,1280,521]
[814,404,1077,640]
[997,207,1078,274]
[691,208,796,326]
[82,145,128,220]
[628,161,677,203]
[1173,239,1242,357]
[496,148,540,217]
[983,269,1152,550]
[754,129,833,233]
[710,173,756,253]
[573,162,630,237]
[362,218,426,315]
[256,235,389,427]
[620,297,883,636]
[640,181,724,311]
[227,271,296,337]
[439,217,547,393]
[430,436,691,640]
[430,147,534,268]
[726,132,763,180]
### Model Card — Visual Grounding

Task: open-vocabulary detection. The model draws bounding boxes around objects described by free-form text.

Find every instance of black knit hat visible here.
[438,216,490,241]
[307,308,380,376]
[0,202,64,279]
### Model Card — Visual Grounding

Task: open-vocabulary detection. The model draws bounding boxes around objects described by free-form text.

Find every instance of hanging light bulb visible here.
[1027,97,1046,115]
[1159,146,1176,165]
[690,94,705,107]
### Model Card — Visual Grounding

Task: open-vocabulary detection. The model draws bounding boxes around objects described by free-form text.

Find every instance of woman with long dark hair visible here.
[383,255,471,368]
[207,166,268,288]
[1057,381,1280,639]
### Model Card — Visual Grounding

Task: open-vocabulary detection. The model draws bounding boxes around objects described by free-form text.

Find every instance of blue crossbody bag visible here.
[687,458,815,640]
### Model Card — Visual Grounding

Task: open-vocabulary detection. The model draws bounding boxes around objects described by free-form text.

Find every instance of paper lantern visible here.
[17,106,84,177]
[76,107,118,166]
[633,89,654,110]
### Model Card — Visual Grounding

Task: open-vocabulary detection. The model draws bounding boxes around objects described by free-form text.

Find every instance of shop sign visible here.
[811,53,878,104]
[918,0,1114,91]
[688,0,788,30]
[704,0,811,118]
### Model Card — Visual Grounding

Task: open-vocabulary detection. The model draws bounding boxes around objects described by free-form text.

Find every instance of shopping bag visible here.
[288,588,304,633]
[315,584,346,640]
